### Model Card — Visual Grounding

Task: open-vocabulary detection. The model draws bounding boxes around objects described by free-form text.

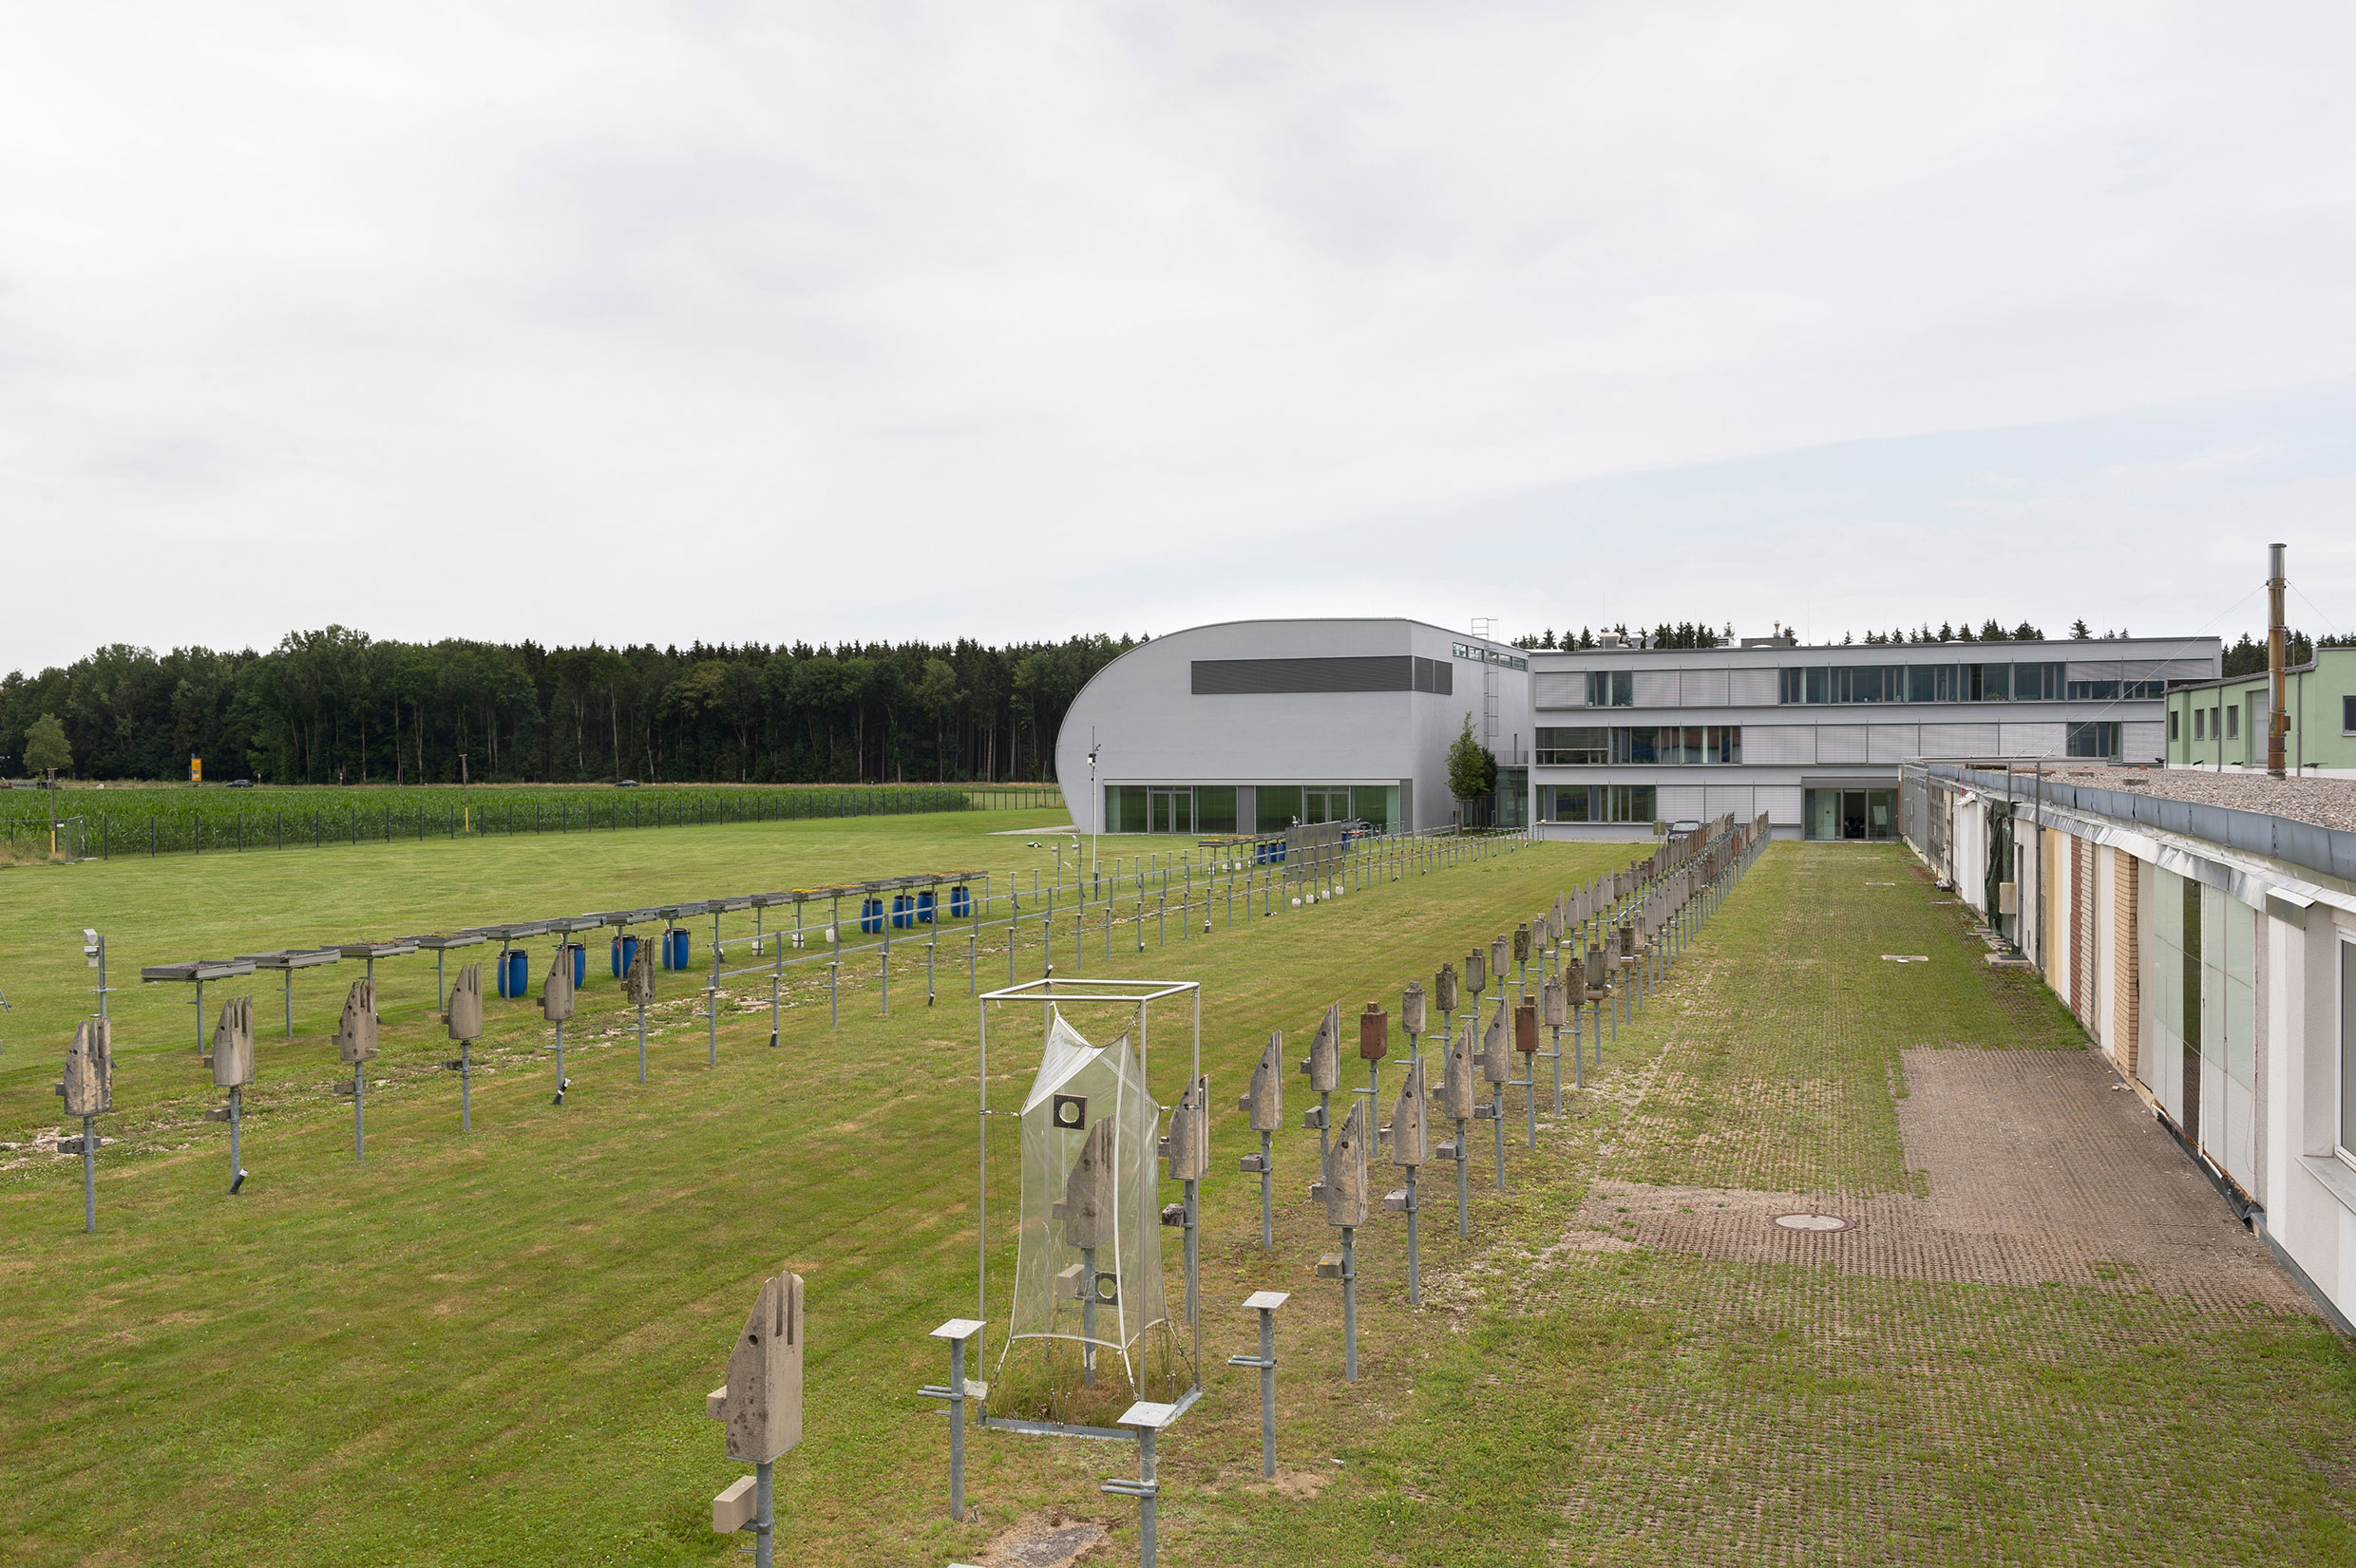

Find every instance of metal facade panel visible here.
[1632,670,1680,707]
[1999,722,2067,756]
[1816,725,1870,764]
[1867,725,1922,764]
[1754,784,1804,824]
[1656,784,1706,820]
[1531,671,1585,709]
[1191,656,1414,694]
[1744,726,1816,765]
[1921,722,2001,755]
[1727,668,1779,707]
[1680,669,1728,707]
[2066,660,2124,683]
[1703,784,1756,819]
[2122,720,2164,761]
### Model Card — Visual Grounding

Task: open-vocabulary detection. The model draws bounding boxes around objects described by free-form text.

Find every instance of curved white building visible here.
[1054,618,1533,837]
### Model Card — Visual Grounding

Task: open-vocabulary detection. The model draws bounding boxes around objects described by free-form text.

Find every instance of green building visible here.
[2164,647,2356,771]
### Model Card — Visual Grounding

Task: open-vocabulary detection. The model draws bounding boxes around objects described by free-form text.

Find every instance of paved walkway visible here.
[1574,1046,2308,1315]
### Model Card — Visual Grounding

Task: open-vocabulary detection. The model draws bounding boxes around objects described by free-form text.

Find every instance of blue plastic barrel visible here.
[890,894,910,930]
[949,884,971,918]
[611,934,638,977]
[860,897,884,935]
[497,948,528,998]
[663,929,691,970]
[917,890,937,924]
[567,943,586,988]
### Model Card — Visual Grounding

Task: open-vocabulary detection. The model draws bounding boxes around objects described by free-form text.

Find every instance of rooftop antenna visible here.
[2268,542,2290,780]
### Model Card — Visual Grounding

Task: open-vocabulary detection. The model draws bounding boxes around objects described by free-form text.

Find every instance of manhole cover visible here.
[1774,1212,1853,1233]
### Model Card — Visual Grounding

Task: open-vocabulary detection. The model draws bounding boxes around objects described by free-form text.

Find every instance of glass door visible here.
[1841,791,1868,840]
[1148,788,1192,834]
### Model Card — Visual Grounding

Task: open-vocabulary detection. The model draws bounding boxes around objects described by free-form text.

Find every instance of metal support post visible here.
[1182,1178,1200,1327]
[1081,1244,1098,1388]
[1257,1130,1273,1246]
[229,1085,245,1194]
[82,1115,95,1233]
[1226,1293,1287,1480]
[552,1019,567,1104]
[752,1460,774,1568]
[1404,1164,1420,1305]
[1454,1117,1469,1237]
[1340,1226,1358,1381]
[353,1063,366,1160]
[770,963,782,1047]
[922,1319,984,1521]
[461,1041,473,1128]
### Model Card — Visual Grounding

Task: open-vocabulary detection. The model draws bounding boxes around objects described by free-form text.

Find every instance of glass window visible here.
[1194,785,1238,835]
[1350,784,1396,831]
[1805,788,1838,840]
[2226,706,2238,739]
[1535,727,1608,765]
[1107,784,1148,832]
[1601,784,1656,822]
[1805,668,1828,704]
[2194,708,2206,741]
[2015,663,2062,701]
[1557,784,1592,822]
[2169,709,2179,741]
[2066,722,2120,759]
[1586,671,1632,707]
[1711,726,1741,764]
[1909,665,1937,703]
[2344,695,2356,734]
[1617,727,1661,765]
[1255,785,1301,833]
[1977,663,2010,701]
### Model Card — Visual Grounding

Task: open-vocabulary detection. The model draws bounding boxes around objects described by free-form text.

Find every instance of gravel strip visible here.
[2038,765,2356,833]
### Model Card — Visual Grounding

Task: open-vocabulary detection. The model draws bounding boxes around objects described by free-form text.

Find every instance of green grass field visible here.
[4,826,2351,1567]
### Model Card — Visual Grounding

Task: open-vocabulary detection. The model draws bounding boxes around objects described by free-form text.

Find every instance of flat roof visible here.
[2042,765,2356,834]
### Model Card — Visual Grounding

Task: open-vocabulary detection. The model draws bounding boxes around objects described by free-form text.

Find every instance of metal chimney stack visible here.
[2268,542,2289,780]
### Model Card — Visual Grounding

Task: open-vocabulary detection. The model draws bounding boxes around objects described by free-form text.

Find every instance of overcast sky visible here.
[7,3,2355,671]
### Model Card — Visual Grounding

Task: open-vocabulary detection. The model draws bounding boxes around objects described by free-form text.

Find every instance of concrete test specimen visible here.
[1314,1096,1371,1380]
[1237,1030,1283,1247]
[1297,1001,1340,1162]
[1479,1000,1512,1191]
[443,962,484,1129]
[623,932,657,1083]
[1435,1010,1478,1237]
[541,944,576,1105]
[1384,1030,1431,1305]
[1158,1073,1209,1328]
[334,978,378,1160]
[207,995,256,1194]
[706,1268,806,1568]
[58,1017,112,1233]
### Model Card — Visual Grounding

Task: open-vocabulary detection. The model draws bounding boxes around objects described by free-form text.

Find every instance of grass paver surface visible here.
[2,832,2350,1565]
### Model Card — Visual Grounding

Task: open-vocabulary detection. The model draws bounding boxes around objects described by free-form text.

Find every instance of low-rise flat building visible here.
[2165,647,2356,775]
[1903,759,2356,1333]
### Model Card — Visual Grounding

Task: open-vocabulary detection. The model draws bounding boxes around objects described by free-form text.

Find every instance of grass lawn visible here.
[4,832,2351,1566]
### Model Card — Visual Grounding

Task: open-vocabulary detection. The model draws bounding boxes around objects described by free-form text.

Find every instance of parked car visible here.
[227,779,255,788]
[614,779,639,787]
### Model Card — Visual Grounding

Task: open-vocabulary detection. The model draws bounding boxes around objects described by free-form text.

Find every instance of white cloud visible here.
[3,3,2355,666]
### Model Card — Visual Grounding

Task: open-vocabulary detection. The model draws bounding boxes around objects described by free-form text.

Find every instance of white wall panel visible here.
[1656,784,1706,820]
[1756,784,1803,825]
[1745,727,1816,765]
[1816,725,1870,764]
[2123,720,2165,761]
[1632,671,1680,707]
[1703,784,1755,820]
[2001,722,2067,757]
[1681,669,1728,707]
[1728,669,1778,707]
[1868,725,1922,763]
[1921,722,2001,755]
[1532,671,1585,709]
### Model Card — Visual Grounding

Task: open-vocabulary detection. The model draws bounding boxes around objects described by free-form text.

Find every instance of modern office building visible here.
[1528,635,2220,841]
[2165,647,2356,775]
[1054,619,1534,837]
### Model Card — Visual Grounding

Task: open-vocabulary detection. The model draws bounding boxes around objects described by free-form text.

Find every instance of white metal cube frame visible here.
[975,977,1202,1438]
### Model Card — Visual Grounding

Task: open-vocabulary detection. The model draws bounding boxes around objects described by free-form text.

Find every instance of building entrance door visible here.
[1302,788,1351,824]
[1841,791,1868,841]
[1149,788,1192,834]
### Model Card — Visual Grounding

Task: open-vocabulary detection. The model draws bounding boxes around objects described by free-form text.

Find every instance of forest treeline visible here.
[0,629,1141,784]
